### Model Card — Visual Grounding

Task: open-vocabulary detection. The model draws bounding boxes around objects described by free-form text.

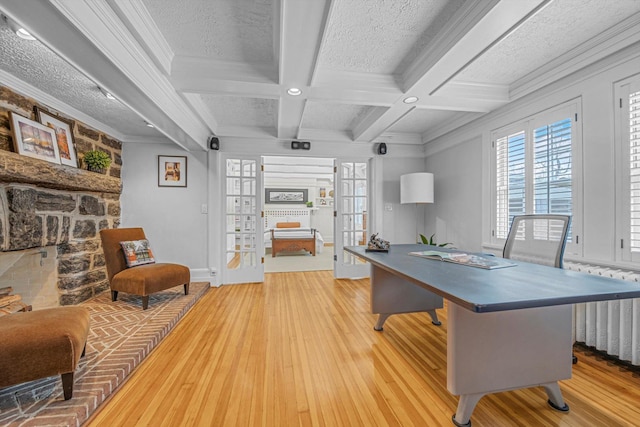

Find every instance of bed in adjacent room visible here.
[263,209,325,257]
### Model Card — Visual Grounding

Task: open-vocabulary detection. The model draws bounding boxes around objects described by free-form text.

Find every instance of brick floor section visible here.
[0,282,209,426]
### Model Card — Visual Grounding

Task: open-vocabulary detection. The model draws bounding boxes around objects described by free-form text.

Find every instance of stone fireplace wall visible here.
[0,85,122,307]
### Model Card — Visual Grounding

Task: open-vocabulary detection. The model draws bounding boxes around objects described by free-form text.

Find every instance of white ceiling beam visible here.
[276,0,333,139]
[108,0,174,76]
[172,56,278,85]
[351,0,549,143]
[0,0,210,151]
[407,0,551,95]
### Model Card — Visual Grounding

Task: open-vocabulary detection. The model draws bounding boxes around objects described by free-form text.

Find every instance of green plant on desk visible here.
[419,233,452,247]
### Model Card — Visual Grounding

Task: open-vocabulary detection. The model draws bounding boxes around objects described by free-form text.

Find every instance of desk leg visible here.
[447,302,572,426]
[370,265,443,330]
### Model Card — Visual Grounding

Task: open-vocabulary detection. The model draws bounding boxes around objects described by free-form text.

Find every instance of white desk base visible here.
[447,303,572,426]
[370,264,443,330]
[369,264,572,426]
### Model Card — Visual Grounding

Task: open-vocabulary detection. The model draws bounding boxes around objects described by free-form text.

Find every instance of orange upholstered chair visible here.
[99,228,190,310]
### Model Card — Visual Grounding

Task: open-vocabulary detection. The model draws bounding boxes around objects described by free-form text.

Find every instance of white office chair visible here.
[503,214,577,364]
[503,214,570,268]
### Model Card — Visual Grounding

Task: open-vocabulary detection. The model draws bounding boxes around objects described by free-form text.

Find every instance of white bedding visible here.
[264,228,324,254]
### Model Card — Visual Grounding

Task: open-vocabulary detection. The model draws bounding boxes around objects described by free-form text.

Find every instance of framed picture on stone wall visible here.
[34,106,78,168]
[9,112,61,164]
[158,155,187,187]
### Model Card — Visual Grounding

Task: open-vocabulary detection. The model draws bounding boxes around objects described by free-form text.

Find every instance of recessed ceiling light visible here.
[2,15,36,41]
[287,88,302,96]
[403,96,419,104]
[98,86,116,100]
[15,28,35,41]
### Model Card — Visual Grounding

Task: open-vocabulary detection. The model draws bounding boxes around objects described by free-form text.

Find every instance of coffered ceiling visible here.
[1,0,639,152]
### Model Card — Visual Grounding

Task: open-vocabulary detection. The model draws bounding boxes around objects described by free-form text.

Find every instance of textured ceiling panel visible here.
[457,0,640,85]
[142,0,274,63]
[318,0,465,75]
[386,108,463,134]
[301,102,374,131]
[0,21,158,138]
[201,95,277,127]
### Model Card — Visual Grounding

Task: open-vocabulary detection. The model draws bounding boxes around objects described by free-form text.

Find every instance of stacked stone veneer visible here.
[0,85,122,306]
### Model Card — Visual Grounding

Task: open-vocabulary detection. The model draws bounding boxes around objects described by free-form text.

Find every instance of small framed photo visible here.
[158,155,187,187]
[34,106,78,167]
[9,112,60,164]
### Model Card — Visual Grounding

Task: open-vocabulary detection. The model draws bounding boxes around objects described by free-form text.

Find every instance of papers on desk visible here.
[408,250,517,270]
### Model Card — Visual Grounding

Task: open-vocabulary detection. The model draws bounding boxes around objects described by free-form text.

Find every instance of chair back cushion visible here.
[100,228,147,282]
[503,214,571,268]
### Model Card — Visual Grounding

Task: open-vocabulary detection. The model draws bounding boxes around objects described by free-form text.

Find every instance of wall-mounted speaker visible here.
[209,136,220,150]
[301,141,311,150]
[377,142,387,155]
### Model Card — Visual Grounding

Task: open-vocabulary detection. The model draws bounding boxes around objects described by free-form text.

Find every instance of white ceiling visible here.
[1,0,639,152]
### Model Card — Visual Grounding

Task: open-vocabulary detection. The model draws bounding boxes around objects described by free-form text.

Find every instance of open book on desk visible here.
[408,250,517,270]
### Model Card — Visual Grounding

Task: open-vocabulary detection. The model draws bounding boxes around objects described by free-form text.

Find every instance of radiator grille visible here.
[564,261,640,365]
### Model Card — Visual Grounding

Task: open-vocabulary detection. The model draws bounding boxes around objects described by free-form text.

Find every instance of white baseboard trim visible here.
[190,268,215,285]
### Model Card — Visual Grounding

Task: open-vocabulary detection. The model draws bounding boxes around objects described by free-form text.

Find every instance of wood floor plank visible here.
[87,271,640,427]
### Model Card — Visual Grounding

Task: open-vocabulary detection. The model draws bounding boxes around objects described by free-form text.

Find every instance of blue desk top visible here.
[345,244,640,313]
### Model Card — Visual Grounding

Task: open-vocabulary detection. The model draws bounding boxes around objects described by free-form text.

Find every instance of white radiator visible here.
[564,261,640,365]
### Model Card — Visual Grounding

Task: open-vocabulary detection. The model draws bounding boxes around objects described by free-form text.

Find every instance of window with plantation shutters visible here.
[533,118,573,240]
[616,77,640,262]
[495,131,525,239]
[491,101,581,253]
[627,87,640,253]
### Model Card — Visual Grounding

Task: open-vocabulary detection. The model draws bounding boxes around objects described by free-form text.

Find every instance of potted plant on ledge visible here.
[82,150,112,174]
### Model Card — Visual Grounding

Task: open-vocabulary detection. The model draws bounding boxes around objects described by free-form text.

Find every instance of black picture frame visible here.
[265,188,308,204]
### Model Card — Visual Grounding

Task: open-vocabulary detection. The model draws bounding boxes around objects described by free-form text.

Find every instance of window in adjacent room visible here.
[491,100,582,255]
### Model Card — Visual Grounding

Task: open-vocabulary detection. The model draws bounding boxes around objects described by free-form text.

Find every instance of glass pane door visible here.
[334,159,370,278]
[222,156,263,284]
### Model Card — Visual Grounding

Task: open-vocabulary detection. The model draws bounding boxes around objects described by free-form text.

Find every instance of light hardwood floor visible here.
[88,271,640,426]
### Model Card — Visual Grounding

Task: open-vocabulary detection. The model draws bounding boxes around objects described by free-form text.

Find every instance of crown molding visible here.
[182,93,219,134]
[0,69,127,141]
[40,0,208,151]
[420,111,485,144]
[108,0,174,76]
[510,12,640,100]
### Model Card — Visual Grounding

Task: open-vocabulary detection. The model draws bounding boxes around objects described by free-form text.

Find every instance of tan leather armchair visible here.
[99,228,190,310]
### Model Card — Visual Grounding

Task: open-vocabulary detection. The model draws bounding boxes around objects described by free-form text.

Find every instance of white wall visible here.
[120,136,428,283]
[424,43,640,265]
[381,156,429,244]
[121,143,210,280]
[425,136,483,252]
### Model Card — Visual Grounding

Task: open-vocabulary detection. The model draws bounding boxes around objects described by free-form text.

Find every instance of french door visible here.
[221,155,264,284]
[334,158,370,278]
